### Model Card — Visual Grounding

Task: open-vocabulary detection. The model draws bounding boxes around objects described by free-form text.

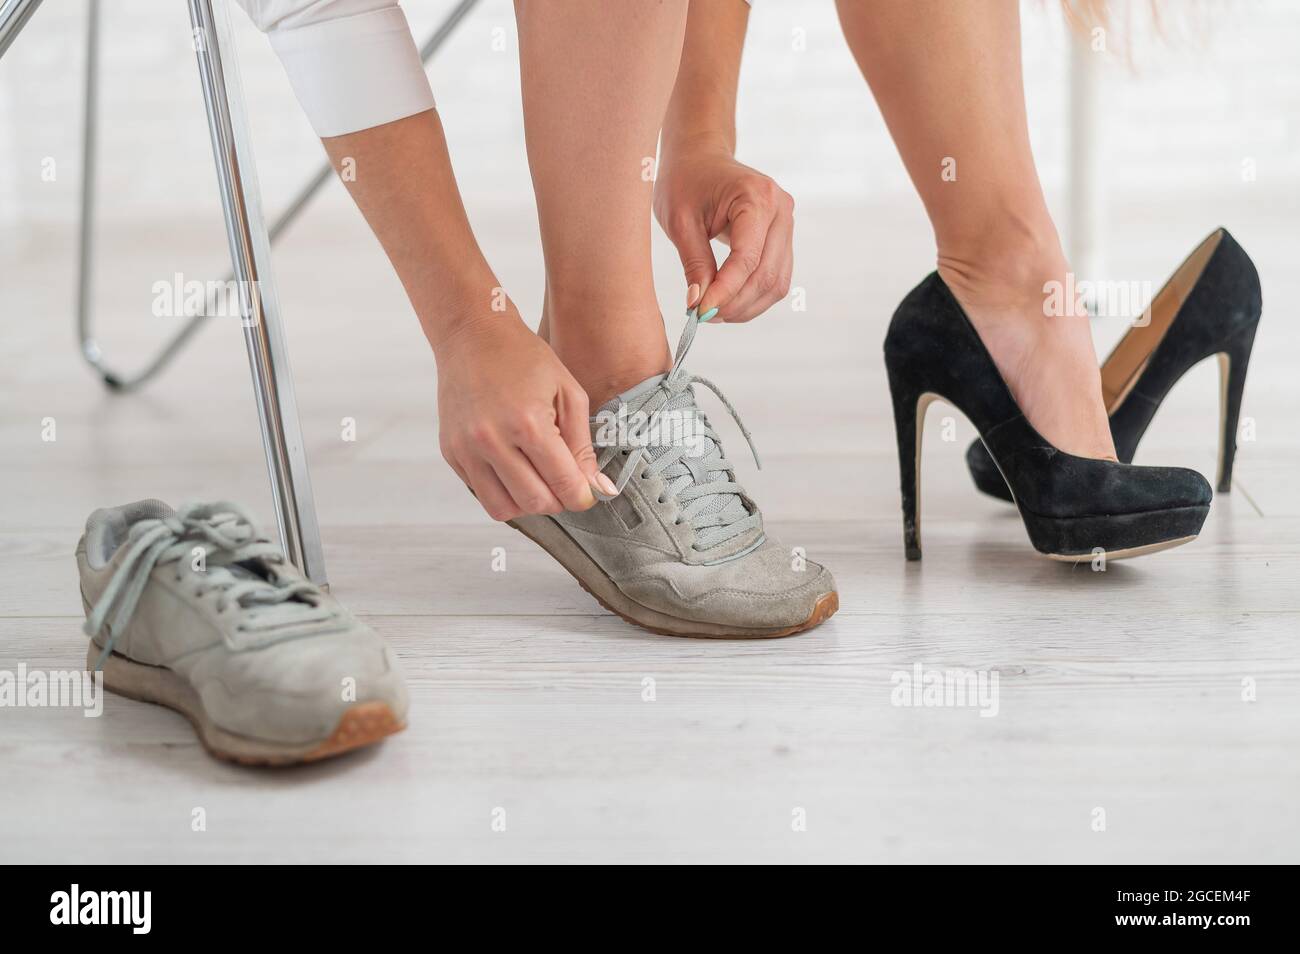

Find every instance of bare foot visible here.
[938,254,1117,462]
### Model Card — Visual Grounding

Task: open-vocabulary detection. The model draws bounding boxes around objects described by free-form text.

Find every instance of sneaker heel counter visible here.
[74,535,95,617]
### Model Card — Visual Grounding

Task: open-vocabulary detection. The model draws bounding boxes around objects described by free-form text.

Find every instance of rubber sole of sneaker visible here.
[88,645,405,767]
[509,516,839,639]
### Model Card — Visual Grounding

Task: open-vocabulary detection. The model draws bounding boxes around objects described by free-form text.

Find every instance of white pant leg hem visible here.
[268,6,436,138]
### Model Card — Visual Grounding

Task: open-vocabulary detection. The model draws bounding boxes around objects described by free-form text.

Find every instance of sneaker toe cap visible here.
[196,630,408,746]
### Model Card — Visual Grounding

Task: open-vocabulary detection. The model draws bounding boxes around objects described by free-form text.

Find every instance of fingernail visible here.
[686,283,701,308]
[592,472,619,497]
[698,307,719,323]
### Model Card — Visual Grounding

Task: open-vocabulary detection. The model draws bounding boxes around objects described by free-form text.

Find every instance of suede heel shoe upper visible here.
[967,227,1262,501]
[884,274,1213,562]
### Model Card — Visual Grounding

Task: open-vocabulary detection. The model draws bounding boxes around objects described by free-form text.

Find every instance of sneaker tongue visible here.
[597,372,751,531]
[224,561,267,584]
[127,514,304,604]
[598,373,668,416]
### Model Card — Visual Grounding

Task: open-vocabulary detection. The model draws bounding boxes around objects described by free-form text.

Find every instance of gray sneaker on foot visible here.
[76,500,407,765]
[512,317,838,638]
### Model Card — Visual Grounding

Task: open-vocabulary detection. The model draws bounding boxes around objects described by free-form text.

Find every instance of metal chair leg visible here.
[6,0,480,583]
[1067,28,1105,289]
[76,0,104,374]
[75,0,480,392]
[0,0,42,60]
[188,0,327,585]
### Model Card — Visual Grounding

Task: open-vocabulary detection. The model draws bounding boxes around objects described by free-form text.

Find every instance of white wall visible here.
[1,0,1297,239]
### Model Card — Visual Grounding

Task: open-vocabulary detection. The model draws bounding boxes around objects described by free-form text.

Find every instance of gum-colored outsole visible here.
[196,702,406,768]
[254,702,404,767]
[571,572,840,640]
[509,517,839,639]
[91,646,405,767]
[267,702,405,767]
[145,692,402,768]
[180,699,403,768]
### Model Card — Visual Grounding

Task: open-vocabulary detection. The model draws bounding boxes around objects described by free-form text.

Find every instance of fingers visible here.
[490,445,567,517]
[484,419,590,516]
[696,176,794,323]
[460,458,521,523]
[520,438,599,513]
[516,396,603,512]
[717,196,793,324]
[443,404,603,522]
[557,385,598,479]
[696,199,768,322]
[558,385,619,498]
[668,213,718,312]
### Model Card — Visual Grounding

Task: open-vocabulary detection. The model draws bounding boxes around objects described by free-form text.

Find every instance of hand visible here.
[653,148,794,323]
[435,315,613,521]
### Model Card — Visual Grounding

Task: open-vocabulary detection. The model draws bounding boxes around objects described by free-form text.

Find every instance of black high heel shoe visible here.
[967,227,1262,502]
[884,273,1213,562]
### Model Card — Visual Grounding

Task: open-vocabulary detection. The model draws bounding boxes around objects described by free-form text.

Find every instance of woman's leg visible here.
[836,0,1116,460]
[322,111,604,519]
[514,0,688,408]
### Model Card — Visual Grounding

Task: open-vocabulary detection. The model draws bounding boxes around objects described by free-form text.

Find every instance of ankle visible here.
[583,365,671,409]
[936,219,1069,319]
[557,348,672,409]
[544,296,671,408]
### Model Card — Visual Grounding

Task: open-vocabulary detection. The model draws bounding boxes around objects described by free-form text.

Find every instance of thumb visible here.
[673,220,718,311]
[571,439,599,480]
[558,384,616,497]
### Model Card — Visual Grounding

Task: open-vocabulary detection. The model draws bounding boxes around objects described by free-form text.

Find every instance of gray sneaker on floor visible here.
[76,500,407,765]
[511,316,838,638]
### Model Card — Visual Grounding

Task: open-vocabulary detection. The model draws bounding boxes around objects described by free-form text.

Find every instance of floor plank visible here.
[2,192,1297,862]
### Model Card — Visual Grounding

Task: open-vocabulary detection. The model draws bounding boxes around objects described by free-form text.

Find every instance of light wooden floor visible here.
[2,191,1297,863]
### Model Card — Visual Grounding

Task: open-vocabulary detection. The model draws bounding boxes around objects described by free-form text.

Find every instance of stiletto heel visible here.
[886,366,933,560]
[965,227,1264,502]
[885,274,1212,562]
[1217,322,1258,492]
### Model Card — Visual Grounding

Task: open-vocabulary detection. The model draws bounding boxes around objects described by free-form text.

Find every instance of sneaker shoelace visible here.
[594,314,762,552]
[84,502,334,670]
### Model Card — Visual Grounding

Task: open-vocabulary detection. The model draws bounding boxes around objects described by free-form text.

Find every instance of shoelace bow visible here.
[84,502,330,670]
[594,315,763,551]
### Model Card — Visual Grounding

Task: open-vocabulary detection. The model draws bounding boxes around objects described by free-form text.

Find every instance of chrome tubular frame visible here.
[187,0,326,584]
[1,0,480,584]
[75,0,480,391]
[0,0,42,60]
